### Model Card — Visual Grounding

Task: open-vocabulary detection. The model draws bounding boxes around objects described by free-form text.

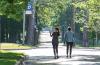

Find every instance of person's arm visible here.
[64,32,67,44]
[73,32,75,43]
[58,32,60,36]
[50,32,53,37]
[50,32,52,36]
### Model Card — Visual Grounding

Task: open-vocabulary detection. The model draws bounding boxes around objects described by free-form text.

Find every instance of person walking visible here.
[64,27,75,58]
[50,28,60,59]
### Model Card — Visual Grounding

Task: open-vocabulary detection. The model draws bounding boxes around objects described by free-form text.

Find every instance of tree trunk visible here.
[83,26,88,47]
[26,14,35,45]
[83,9,89,47]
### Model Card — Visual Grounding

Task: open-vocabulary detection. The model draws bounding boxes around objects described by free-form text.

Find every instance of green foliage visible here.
[87,0,100,31]
[35,0,68,28]
[0,0,28,20]
[0,52,24,60]
[93,19,100,32]
[1,43,32,49]
[0,0,28,42]
[0,59,16,65]
[72,0,100,42]
[73,0,100,32]
[0,51,24,65]
[73,2,86,9]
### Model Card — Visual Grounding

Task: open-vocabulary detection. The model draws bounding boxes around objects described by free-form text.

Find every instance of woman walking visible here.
[50,28,60,59]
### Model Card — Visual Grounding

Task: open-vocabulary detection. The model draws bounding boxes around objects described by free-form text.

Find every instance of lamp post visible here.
[25,0,36,45]
[22,11,26,44]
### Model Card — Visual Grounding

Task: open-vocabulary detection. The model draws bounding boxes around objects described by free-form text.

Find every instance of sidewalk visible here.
[10,31,100,65]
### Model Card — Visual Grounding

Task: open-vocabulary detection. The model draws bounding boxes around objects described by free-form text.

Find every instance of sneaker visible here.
[66,55,68,58]
[70,56,72,58]
[54,56,56,59]
[57,56,59,59]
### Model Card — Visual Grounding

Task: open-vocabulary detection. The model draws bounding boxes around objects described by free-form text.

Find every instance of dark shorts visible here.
[52,42,58,49]
[52,39,59,48]
[52,43,58,49]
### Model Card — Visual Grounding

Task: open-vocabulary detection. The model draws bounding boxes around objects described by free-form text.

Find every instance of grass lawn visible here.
[0,43,32,49]
[74,43,100,49]
[0,51,24,65]
[0,59,16,65]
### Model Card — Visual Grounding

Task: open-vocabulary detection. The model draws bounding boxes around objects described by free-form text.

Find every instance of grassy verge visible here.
[0,43,32,49]
[0,50,24,65]
[75,43,100,49]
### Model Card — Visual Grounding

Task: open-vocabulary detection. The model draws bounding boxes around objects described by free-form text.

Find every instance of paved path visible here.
[10,31,100,65]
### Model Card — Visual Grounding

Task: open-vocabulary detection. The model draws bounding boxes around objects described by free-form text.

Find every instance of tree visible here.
[35,0,68,29]
[0,0,28,42]
[0,0,28,20]
[73,0,100,46]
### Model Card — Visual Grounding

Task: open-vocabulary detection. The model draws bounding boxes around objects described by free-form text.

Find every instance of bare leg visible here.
[53,48,56,59]
[56,46,59,58]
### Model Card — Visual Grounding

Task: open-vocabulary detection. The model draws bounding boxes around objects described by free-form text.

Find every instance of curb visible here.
[15,55,28,65]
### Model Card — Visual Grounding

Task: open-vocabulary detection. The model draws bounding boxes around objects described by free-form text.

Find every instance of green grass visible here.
[75,43,100,48]
[0,51,24,65]
[0,43,32,49]
[0,59,16,65]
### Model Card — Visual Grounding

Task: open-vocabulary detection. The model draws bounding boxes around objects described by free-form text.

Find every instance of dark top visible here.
[51,32,60,44]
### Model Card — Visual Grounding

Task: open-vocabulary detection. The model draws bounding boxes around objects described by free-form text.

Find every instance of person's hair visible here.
[55,28,59,32]
[55,27,60,35]
[68,27,71,31]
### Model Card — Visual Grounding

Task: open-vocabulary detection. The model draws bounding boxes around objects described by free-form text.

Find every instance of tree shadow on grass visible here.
[0,52,23,60]
[0,59,16,65]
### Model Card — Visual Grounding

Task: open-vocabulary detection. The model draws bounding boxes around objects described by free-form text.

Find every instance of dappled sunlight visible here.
[24,54,100,65]
[0,43,32,50]
[23,46,100,65]
[0,0,100,65]
[9,31,100,65]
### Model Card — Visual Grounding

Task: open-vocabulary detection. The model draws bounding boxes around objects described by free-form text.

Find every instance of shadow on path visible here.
[23,31,100,65]
[71,55,100,62]
[24,54,100,65]
[24,61,59,65]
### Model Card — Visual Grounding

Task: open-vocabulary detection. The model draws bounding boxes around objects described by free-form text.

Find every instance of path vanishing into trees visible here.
[10,31,100,65]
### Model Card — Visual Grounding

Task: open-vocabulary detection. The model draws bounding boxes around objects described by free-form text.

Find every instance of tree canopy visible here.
[35,0,68,28]
[0,0,28,20]
[73,0,100,32]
